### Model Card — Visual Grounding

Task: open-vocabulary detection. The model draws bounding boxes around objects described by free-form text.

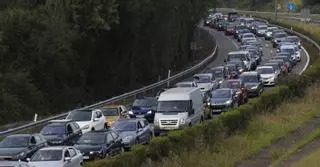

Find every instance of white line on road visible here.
[299,46,310,75]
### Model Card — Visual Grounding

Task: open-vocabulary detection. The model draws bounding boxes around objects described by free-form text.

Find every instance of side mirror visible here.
[64,157,71,162]
[93,118,100,122]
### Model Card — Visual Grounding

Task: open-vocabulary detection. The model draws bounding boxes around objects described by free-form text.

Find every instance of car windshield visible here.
[102,108,119,116]
[265,64,279,71]
[112,121,137,132]
[240,75,259,83]
[228,54,245,60]
[77,133,105,145]
[31,150,62,161]
[210,69,223,78]
[257,68,274,74]
[220,81,241,89]
[41,125,65,135]
[278,53,290,57]
[133,99,157,107]
[274,33,287,38]
[66,110,92,122]
[0,136,29,148]
[195,75,211,83]
[212,90,231,98]
[243,34,254,38]
[157,101,191,113]
[281,48,294,54]
[258,26,267,30]
[286,37,299,42]
[176,83,193,87]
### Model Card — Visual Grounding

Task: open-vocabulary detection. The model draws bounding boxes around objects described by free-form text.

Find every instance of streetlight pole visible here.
[274,0,278,21]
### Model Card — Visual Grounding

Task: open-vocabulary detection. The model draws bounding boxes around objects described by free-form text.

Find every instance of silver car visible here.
[27,146,83,167]
[0,161,32,167]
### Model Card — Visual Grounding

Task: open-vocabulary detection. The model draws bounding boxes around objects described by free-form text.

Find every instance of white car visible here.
[27,146,83,167]
[256,24,268,36]
[280,45,300,62]
[227,51,254,71]
[175,81,197,88]
[66,109,105,133]
[241,33,256,44]
[256,66,278,86]
[193,73,216,93]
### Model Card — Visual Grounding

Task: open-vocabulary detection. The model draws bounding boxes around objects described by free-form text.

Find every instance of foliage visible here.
[0,0,215,123]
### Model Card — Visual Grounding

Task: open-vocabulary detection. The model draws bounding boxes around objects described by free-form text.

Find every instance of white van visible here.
[153,87,204,135]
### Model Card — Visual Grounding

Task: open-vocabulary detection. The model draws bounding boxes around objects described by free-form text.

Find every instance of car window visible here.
[106,133,114,144]
[64,150,70,158]
[68,148,76,158]
[30,136,36,145]
[66,124,73,134]
[110,131,119,139]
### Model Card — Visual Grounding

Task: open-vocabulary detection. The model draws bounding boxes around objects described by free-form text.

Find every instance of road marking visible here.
[299,46,310,75]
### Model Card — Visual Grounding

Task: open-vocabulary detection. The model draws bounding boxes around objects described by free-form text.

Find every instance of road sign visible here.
[287,2,296,11]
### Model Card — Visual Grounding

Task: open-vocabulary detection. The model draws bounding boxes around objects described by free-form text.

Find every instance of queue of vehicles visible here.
[0,12,303,167]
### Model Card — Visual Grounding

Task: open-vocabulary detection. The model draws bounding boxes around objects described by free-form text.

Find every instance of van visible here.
[153,87,204,135]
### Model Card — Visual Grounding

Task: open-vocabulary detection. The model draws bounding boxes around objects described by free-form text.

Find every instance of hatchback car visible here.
[111,118,154,151]
[220,79,249,104]
[27,146,83,167]
[207,88,239,113]
[239,72,264,97]
[101,105,130,128]
[129,97,158,123]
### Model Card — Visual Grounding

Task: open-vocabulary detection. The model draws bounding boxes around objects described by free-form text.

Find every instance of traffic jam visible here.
[0,11,303,167]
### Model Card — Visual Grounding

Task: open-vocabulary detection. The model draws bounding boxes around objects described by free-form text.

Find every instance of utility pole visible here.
[274,0,278,21]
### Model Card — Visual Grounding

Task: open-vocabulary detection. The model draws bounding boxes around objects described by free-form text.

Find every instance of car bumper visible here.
[209,105,232,113]
[82,153,103,161]
[261,78,276,86]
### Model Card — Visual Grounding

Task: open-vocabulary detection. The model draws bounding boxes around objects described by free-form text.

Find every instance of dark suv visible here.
[40,119,82,146]
[0,134,47,161]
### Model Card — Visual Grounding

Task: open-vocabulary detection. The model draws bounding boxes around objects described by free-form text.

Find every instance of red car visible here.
[220,79,249,104]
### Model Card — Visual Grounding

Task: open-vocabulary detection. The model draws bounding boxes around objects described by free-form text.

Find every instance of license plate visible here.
[212,109,222,113]
[136,115,144,118]
[83,156,89,159]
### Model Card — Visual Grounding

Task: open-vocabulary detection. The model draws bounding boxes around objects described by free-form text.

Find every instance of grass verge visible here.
[291,144,320,167]
[141,84,320,167]
[270,128,320,167]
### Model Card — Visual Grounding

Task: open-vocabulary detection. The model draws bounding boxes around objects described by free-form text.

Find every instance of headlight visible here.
[123,136,133,143]
[180,118,186,125]
[147,110,152,114]
[82,125,90,130]
[225,100,232,105]
[89,151,102,155]
[207,102,211,106]
[128,111,133,115]
[251,86,258,90]
[219,80,223,84]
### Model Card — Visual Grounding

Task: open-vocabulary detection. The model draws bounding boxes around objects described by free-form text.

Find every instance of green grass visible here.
[141,84,320,167]
[291,145,320,167]
[270,128,320,167]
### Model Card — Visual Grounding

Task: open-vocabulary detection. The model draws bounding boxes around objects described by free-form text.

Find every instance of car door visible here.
[68,148,81,167]
[106,132,116,156]
[66,123,76,145]
[97,111,105,130]
[27,136,38,157]
[110,131,122,153]
[63,149,72,167]
[136,121,144,143]
[70,123,82,144]
[139,120,148,143]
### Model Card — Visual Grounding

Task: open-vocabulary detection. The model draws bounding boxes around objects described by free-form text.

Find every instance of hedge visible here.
[84,17,320,167]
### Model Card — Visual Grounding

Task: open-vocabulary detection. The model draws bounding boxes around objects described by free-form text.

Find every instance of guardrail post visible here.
[33,113,38,122]
[167,69,171,88]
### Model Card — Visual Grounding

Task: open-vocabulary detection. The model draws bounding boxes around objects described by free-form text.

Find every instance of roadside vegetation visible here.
[291,144,320,167]
[140,84,320,167]
[0,0,215,124]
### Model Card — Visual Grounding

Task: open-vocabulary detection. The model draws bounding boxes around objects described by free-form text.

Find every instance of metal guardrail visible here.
[0,25,218,137]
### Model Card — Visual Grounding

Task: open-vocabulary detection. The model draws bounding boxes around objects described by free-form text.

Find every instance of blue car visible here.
[111,118,154,151]
[129,97,158,123]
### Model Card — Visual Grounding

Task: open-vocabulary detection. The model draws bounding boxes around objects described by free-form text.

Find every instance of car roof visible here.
[281,45,296,49]
[115,118,144,123]
[257,66,273,69]
[49,119,74,123]
[241,71,258,76]
[176,81,195,84]
[224,79,241,82]
[228,50,249,54]
[40,146,70,151]
[210,66,224,69]
[194,73,213,77]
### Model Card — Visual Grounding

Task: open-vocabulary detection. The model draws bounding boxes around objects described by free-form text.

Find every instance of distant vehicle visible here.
[74,130,124,161]
[243,17,255,27]
[256,66,278,86]
[208,66,227,85]
[111,118,153,150]
[225,23,236,35]
[129,97,157,123]
[101,105,130,128]
[272,32,288,48]
[227,12,239,22]
[225,63,240,79]
[226,51,253,71]
[66,109,105,133]
[0,134,47,161]
[272,56,293,72]
[175,81,197,88]
[193,73,217,93]
[154,88,204,135]
[284,36,301,48]
[40,119,82,146]
[264,26,278,40]
[228,59,246,73]
[269,59,288,75]
[27,146,83,167]
[240,33,256,44]
[245,47,261,65]
[280,44,301,62]
[264,62,281,77]
[236,29,251,41]
[0,161,32,167]
[220,79,249,104]
[255,24,268,36]
[239,72,264,97]
[207,88,239,113]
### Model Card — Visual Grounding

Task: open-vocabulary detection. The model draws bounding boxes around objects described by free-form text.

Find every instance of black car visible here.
[40,119,82,146]
[207,88,239,114]
[129,97,158,123]
[239,72,264,97]
[74,130,123,161]
[0,134,47,161]
[225,23,236,35]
